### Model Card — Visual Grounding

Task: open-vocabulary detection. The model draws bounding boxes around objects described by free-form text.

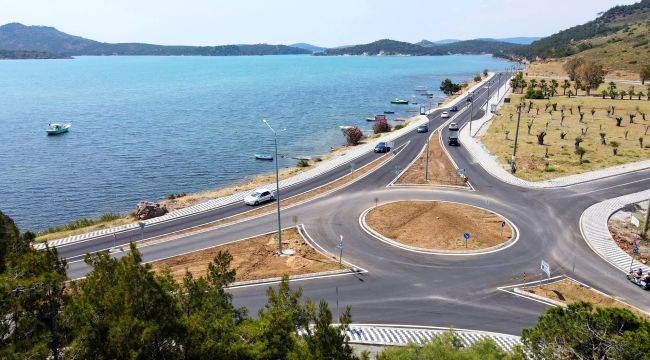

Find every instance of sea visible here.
[0,54,513,231]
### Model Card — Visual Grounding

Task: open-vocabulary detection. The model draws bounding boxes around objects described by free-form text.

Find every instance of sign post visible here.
[540,260,551,278]
[630,240,640,271]
[138,221,146,242]
[463,232,470,248]
[337,235,344,266]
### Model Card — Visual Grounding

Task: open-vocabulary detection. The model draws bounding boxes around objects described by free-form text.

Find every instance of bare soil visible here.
[609,218,649,265]
[395,131,466,186]
[151,228,345,283]
[523,278,645,316]
[365,201,512,251]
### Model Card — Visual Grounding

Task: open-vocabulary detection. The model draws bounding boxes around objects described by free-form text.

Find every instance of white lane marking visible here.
[575,177,650,196]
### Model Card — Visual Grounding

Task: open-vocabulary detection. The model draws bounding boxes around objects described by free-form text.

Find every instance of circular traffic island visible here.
[362,200,515,254]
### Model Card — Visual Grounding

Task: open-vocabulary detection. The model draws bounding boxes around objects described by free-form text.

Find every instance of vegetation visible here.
[0,49,69,59]
[481,76,649,181]
[345,126,363,146]
[38,213,123,236]
[0,23,311,56]
[373,118,391,134]
[321,39,519,56]
[439,79,462,95]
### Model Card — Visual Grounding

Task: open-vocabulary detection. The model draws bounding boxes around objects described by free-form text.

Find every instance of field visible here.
[364,200,512,251]
[523,278,646,317]
[150,227,345,283]
[480,83,650,181]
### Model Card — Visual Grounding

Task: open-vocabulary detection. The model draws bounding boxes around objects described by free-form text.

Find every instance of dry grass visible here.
[365,201,512,251]
[395,131,466,186]
[609,207,649,265]
[523,278,646,317]
[480,87,650,181]
[150,227,345,283]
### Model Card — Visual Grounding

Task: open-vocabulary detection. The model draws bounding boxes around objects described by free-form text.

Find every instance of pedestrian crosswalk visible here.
[344,324,521,352]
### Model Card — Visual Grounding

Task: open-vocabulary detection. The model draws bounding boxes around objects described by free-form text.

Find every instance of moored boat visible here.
[46,123,70,135]
[383,110,395,114]
[254,153,273,161]
[390,99,409,105]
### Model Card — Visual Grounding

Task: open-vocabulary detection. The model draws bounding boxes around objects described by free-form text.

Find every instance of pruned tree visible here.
[610,141,620,156]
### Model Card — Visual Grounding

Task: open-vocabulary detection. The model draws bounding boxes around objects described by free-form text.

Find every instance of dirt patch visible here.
[365,201,512,251]
[151,227,345,283]
[523,278,646,317]
[609,212,649,265]
[395,131,466,186]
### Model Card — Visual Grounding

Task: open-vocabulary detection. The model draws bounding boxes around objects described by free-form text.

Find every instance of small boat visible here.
[254,153,273,161]
[383,110,395,114]
[366,117,376,121]
[390,99,409,105]
[339,125,354,134]
[415,86,427,92]
[46,123,70,135]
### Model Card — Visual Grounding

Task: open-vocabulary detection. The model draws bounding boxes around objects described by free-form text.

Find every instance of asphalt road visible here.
[59,72,650,335]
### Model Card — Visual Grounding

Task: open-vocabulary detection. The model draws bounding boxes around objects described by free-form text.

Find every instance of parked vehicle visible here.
[450,106,459,112]
[244,188,276,206]
[448,123,459,131]
[441,111,450,118]
[374,141,391,153]
[416,124,429,133]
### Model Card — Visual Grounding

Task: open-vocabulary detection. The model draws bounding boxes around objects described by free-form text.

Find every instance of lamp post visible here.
[468,91,474,136]
[263,119,286,255]
[424,114,432,182]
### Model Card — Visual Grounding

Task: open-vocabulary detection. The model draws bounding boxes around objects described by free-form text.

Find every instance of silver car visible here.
[244,188,276,206]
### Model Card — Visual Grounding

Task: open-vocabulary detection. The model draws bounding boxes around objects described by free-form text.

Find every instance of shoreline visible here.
[33,74,484,243]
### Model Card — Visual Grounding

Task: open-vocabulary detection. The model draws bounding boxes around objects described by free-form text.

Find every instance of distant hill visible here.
[512,0,650,59]
[289,43,326,53]
[0,49,70,59]
[322,38,519,56]
[419,37,541,47]
[0,23,311,56]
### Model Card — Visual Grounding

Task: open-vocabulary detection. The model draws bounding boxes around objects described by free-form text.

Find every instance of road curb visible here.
[358,200,519,256]
[579,190,650,274]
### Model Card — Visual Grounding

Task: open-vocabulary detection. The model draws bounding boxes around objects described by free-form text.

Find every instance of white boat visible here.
[339,125,354,134]
[46,123,70,135]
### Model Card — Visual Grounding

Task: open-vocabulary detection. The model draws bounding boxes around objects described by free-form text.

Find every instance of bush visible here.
[393,124,404,130]
[473,74,482,82]
[525,87,545,99]
[345,126,363,146]
[296,159,310,167]
[167,192,187,200]
[40,213,123,235]
[373,119,391,134]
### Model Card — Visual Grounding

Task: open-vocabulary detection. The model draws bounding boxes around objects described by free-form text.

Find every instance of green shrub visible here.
[393,124,404,130]
[296,159,310,167]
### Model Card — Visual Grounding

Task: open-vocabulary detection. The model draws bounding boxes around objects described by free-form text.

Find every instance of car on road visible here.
[448,123,459,131]
[416,124,429,133]
[441,111,450,118]
[244,188,276,206]
[450,106,459,112]
[374,141,391,153]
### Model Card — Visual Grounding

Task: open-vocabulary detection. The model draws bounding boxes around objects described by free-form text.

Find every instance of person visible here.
[633,268,643,279]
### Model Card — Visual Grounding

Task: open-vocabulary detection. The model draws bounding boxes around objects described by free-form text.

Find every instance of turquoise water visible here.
[0,55,512,230]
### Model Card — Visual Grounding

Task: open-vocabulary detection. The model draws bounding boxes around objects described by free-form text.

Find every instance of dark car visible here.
[374,141,391,153]
[416,124,429,133]
[450,105,459,112]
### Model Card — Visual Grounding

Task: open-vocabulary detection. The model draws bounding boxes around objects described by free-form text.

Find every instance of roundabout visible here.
[359,200,517,255]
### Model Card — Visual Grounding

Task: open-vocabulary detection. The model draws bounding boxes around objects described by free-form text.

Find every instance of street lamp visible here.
[262,119,287,255]
[468,91,474,136]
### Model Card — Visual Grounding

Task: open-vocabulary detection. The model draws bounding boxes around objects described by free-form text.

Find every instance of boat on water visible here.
[254,153,274,161]
[383,110,395,114]
[390,99,409,105]
[365,117,376,121]
[415,86,427,92]
[46,123,71,135]
[339,125,354,134]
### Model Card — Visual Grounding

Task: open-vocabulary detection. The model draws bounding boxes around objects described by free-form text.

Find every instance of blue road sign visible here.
[463,232,470,240]
[456,168,466,175]
[337,242,344,250]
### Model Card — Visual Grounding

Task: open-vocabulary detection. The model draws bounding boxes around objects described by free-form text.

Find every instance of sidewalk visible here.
[458,78,650,189]
[580,190,650,274]
[35,75,495,250]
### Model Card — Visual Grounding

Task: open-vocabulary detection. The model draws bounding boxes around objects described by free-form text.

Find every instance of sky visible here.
[0,0,641,47]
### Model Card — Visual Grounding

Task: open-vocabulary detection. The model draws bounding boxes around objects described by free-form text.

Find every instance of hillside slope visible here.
[0,23,311,56]
[322,38,518,56]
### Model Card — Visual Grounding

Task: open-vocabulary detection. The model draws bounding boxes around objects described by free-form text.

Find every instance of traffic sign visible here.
[337,235,344,265]
[336,242,344,250]
[456,168,466,175]
[463,232,470,240]
[631,216,640,227]
[540,260,551,278]
[138,221,146,230]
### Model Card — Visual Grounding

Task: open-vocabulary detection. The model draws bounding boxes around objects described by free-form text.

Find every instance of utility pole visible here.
[424,115,432,182]
[263,119,285,255]
[641,199,650,240]
[469,91,474,136]
[511,104,523,173]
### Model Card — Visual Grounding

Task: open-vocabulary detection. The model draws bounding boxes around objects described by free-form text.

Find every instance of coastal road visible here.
[61,72,650,335]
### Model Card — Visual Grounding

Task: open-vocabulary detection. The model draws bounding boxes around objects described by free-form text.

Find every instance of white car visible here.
[244,188,276,206]
[441,111,450,118]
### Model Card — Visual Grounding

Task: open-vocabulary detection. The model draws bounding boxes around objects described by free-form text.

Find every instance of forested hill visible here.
[0,49,70,59]
[511,0,650,59]
[321,39,519,56]
[0,23,311,56]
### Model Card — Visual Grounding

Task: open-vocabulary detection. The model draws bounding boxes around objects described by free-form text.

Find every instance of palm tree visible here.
[620,90,627,100]
[562,80,571,95]
[550,79,559,96]
[608,81,617,93]
[529,79,538,89]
